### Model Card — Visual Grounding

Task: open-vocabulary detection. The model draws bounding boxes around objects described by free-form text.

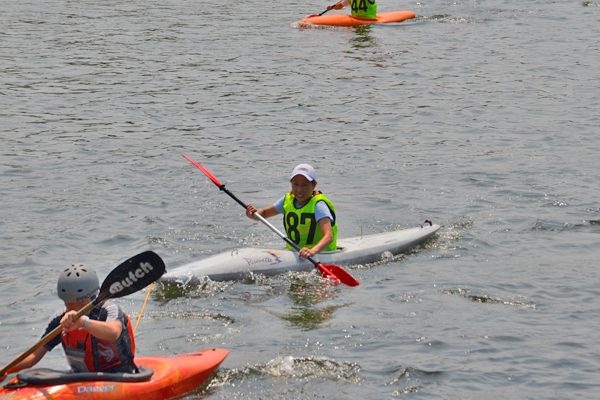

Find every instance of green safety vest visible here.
[350,0,377,19]
[283,192,338,252]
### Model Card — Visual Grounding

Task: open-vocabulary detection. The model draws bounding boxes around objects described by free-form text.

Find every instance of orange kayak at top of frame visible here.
[298,10,416,27]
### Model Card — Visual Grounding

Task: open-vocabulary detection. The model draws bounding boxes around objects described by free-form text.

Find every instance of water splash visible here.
[442,288,536,308]
[208,355,361,388]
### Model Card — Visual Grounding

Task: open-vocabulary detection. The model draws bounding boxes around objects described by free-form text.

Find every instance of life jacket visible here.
[283,191,337,252]
[61,305,136,373]
[350,0,377,19]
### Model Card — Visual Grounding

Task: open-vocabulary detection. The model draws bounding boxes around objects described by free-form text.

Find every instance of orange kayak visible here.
[298,11,415,27]
[0,349,228,400]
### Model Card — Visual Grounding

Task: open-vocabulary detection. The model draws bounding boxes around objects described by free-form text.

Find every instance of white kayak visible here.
[161,223,440,284]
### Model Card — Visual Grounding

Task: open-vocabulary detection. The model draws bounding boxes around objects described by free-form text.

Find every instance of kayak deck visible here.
[1,349,229,400]
[298,11,416,27]
[161,224,440,284]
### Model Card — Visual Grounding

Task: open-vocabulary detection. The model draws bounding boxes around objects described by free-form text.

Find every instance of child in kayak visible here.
[246,164,337,259]
[327,0,377,19]
[0,265,137,381]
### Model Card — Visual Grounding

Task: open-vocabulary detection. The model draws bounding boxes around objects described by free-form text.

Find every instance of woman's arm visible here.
[328,0,350,11]
[246,204,280,221]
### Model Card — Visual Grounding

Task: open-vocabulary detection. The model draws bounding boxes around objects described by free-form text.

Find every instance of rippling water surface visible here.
[2,0,600,398]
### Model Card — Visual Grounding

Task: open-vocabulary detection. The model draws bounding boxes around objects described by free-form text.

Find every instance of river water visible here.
[2,0,600,398]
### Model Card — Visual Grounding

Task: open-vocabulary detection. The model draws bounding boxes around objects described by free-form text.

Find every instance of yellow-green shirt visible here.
[351,0,377,19]
[282,192,337,252]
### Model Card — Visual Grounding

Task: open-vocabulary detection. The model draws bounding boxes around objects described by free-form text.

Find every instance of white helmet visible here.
[57,264,99,303]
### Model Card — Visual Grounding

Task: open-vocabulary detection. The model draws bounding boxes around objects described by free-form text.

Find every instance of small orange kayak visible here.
[298,11,415,27]
[0,349,228,400]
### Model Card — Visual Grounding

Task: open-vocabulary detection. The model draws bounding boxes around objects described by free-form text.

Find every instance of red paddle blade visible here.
[182,154,222,187]
[317,264,360,287]
[307,14,319,18]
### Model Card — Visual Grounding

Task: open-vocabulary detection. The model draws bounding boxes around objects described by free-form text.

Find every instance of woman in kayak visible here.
[246,164,337,260]
[327,0,377,19]
[0,265,137,381]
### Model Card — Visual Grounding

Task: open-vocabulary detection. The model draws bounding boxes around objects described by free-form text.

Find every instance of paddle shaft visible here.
[322,0,344,15]
[307,1,344,18]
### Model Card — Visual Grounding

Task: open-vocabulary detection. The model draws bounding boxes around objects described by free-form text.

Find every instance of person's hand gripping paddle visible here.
[307,0,343,18]
[0,251,166,378]
[181,154,359,287]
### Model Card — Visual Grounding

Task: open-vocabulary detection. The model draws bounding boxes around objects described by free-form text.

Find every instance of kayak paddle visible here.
[181,154,359,287]
[0,251,166,378]
[307,0,342,18]
[307,9,330,18]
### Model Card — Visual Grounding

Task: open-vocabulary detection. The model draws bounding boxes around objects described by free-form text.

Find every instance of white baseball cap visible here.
[291,164,316,182]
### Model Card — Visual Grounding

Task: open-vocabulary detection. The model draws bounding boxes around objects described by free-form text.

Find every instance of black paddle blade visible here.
[100,251,166,300]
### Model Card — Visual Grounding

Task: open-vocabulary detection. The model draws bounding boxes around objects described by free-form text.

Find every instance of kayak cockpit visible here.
[5,366,154,388]
[322,246,346,254]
